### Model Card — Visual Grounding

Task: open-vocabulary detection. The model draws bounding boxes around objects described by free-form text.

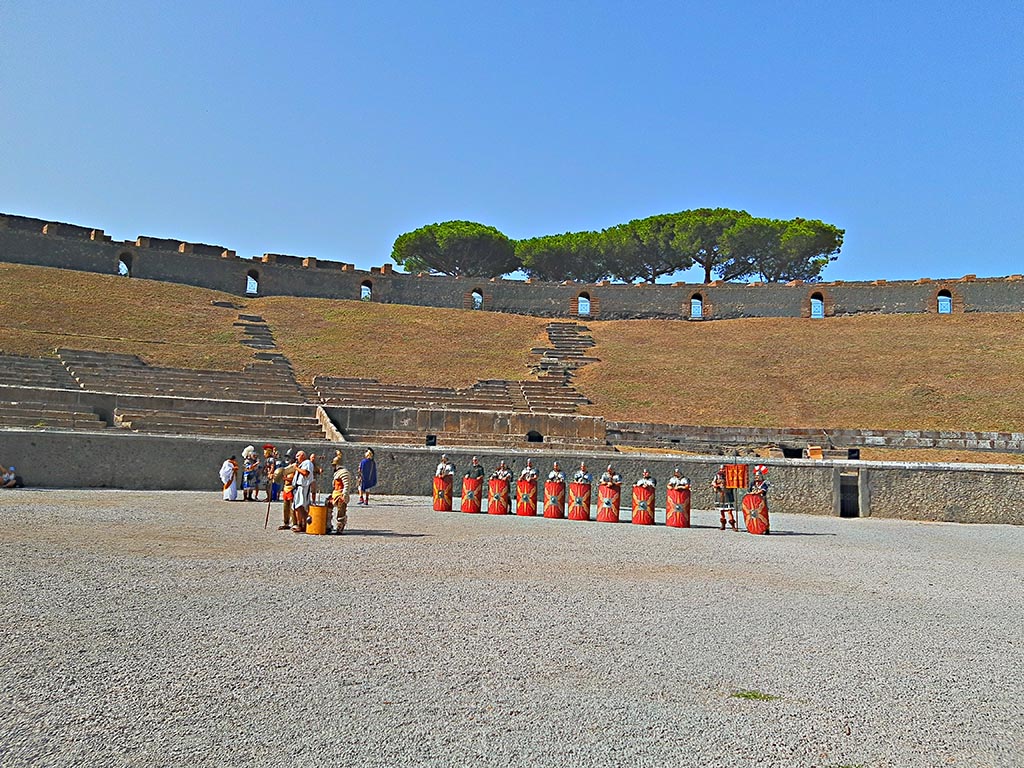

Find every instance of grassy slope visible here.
[254,297,549,388]
[0,263,251,369]
[3,263,1024,436]
[575,314,1024,432]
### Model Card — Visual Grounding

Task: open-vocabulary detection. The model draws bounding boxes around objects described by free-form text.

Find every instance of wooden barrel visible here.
[461,476,483,513]
[666,487,691,528]
[306,504,328,535]
[631,485,655,525]
[487,478,510,515]
[516,479,538,516]
[543,481,566,519]
[432,476,453,512]
[742,492,770,535]
[596,484,621,523]
[567,482,591,521]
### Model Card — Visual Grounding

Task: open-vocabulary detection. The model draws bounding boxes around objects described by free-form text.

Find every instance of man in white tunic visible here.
[291,450,315,532]
[219,456,239,501]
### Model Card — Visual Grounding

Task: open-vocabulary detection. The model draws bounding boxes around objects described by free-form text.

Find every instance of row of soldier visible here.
[432,455,771,534]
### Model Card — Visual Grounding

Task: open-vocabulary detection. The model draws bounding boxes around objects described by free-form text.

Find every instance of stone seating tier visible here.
[0,355,81,391]
[338,428,607,451]
[0,400,105,430]
[114,409,325,441]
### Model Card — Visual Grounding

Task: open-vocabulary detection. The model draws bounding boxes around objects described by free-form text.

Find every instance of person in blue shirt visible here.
[357,448,378,506]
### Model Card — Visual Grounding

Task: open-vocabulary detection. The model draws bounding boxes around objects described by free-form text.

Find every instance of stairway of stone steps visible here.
[234,313,316,401]
[522,322,597,411]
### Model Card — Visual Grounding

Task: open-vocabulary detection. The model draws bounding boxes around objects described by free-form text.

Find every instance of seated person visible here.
[2,466,24,489]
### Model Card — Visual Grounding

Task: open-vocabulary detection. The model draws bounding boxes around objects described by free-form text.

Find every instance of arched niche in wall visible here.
[577,292,591,317]
[809,292,825,319]
[690,293,704,319]
[360,280,373,301]
[471,289,484,310]
[245,269,259,296]
[117,253,132,277]
[933,287,963,315]
[803,287,834,319]
[525,430,544,443]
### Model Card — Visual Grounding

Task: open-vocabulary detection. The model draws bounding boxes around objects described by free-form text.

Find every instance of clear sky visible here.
[1,1,1021,283]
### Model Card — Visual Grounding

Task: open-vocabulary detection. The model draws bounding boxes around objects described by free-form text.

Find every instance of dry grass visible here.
[254,297,549,387]
[575,314,1024,433]
[0,263,250,369]
[856,448,1024,465]
[4,263,1024,437]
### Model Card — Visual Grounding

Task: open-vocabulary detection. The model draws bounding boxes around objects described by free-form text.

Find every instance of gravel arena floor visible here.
[1,490,1021,768]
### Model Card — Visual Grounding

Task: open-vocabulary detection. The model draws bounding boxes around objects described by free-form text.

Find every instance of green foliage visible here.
[516,231,607,282]
[730,689,781,701]
[391,221,519,277]
[393,210,842,284]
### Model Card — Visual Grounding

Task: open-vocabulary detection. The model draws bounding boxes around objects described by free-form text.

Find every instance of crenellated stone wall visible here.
[3,211,1023,319]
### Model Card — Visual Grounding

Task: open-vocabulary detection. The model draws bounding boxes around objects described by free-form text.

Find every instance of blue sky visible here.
[1,1,1020,283]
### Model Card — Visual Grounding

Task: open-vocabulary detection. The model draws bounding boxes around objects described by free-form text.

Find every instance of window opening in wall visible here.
[471,289,483,310]
[810,292,824,319]
[117,254,132,277]
[690,293,703,319]
[937,290,953,314]
[577,292,591,317]
[525,430,544,443]
[360,280,372,301]
[246,270,259,296]
[425,435,437,447]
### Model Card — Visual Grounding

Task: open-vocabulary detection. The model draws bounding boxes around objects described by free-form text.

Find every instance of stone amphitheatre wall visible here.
[1,428,1022,524]
[3,212,1024,319]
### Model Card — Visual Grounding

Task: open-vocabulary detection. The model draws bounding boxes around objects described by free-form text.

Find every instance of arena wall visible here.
[3,212,1023,319]
[2,428,1021,524]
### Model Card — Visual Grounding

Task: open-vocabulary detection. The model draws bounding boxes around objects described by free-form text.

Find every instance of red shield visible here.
[742,493,770,535]
[516,479,538,516]
[631,485,655,525]
[596,484,621,523]
[666,488,691,528]
[543,481,566,519]
[488,478,510,515]
[567,482,591,521]
[461,476,483,513]
[432,476,453,512]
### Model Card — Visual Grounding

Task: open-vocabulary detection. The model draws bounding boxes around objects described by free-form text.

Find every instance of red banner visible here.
[725,464,749,490]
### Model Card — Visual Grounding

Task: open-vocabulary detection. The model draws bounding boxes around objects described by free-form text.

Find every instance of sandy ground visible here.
[0,490,1021,768]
